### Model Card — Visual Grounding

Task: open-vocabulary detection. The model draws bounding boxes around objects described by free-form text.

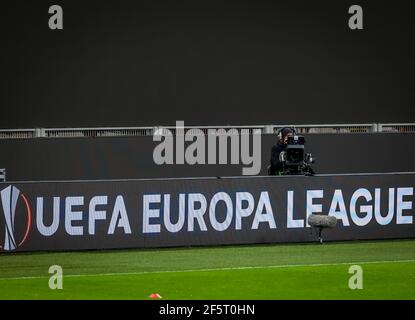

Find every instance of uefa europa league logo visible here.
[0,185,32,251]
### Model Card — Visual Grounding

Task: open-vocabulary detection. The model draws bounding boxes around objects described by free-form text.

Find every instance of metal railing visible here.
[0,123,414,139]
[155,125,265,136]
[0,129,36,139]
[293,123,378,134]
[44,127,154,138]
[378,123,415,133]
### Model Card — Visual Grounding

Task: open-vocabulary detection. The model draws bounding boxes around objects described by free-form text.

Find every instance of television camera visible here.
[278,130,315,176]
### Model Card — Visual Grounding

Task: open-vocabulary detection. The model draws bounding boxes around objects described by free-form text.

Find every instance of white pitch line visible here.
[1,259,415,281]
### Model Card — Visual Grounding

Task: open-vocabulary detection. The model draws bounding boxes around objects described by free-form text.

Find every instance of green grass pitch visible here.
[1,240,415,299]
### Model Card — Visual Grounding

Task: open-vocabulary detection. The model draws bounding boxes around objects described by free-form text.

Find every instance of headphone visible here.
[277,126,296,140]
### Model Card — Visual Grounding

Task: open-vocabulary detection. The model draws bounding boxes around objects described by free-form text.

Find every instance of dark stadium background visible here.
[1,0,414,128]
[1,0,415,180]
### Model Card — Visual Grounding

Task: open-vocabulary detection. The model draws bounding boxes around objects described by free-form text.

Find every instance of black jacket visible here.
[269,142,286,175]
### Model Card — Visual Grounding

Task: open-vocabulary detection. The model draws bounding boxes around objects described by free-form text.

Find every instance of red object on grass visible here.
[149,293,162,299]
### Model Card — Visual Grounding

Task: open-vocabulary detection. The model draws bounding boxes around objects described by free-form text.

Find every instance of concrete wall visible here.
[1,133,414,181]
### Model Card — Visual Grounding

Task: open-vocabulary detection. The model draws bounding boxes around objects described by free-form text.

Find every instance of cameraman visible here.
[268,127,294,175]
